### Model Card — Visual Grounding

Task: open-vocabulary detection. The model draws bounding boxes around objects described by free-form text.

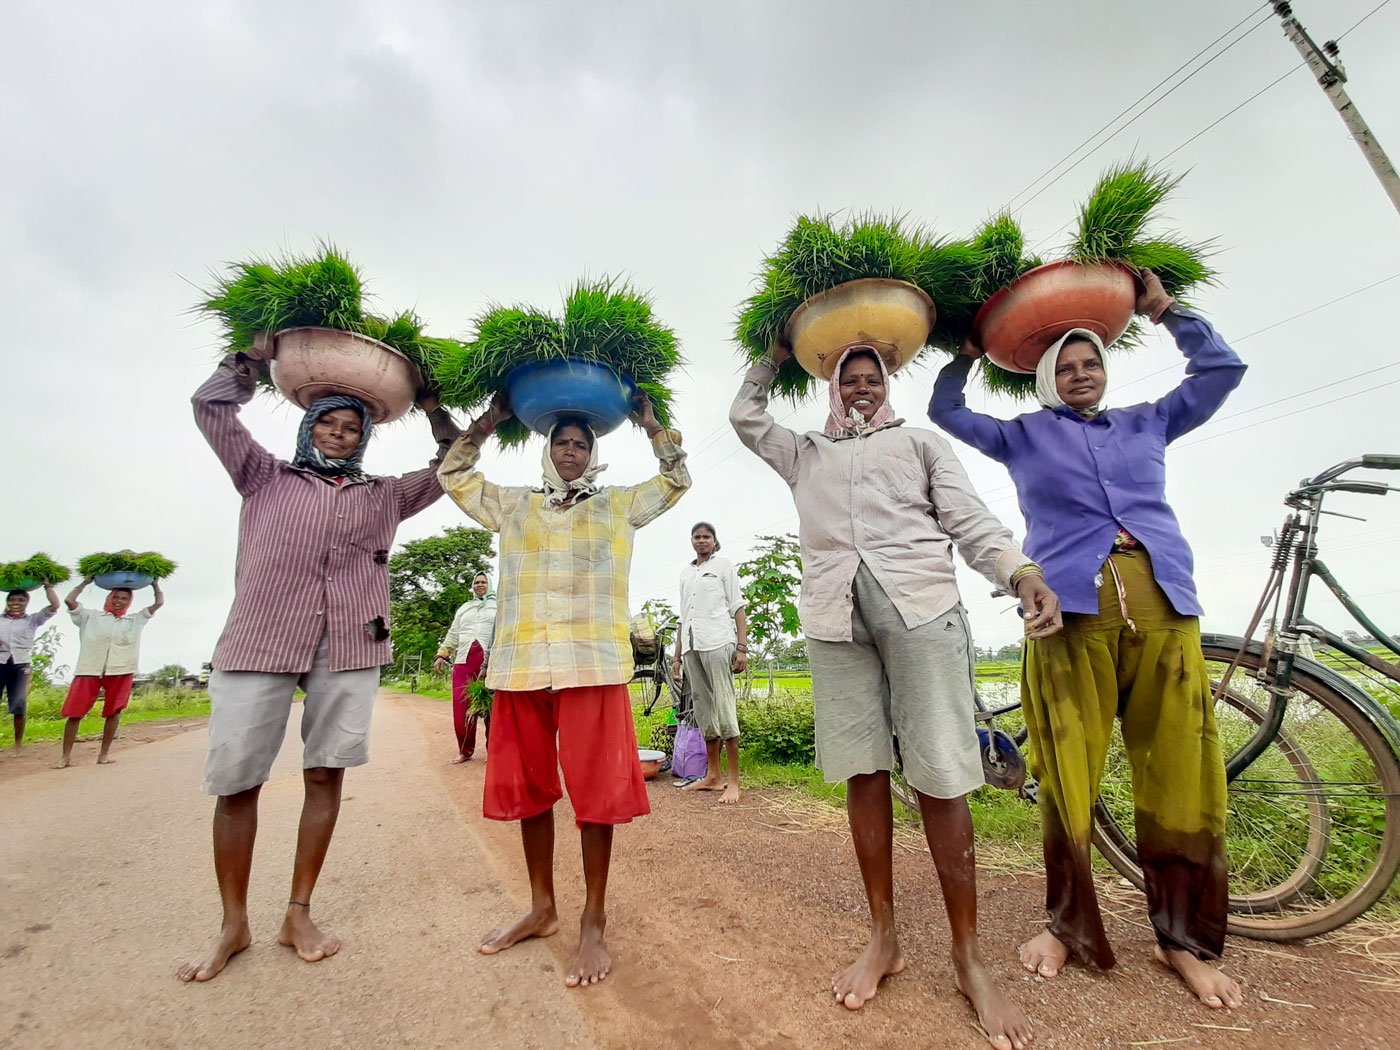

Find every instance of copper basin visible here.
[785,278,936,380]
[973,261,1138,374]
[268,327,424,424]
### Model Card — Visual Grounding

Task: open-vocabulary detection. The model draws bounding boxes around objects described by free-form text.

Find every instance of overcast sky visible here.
[5,0,1399,676]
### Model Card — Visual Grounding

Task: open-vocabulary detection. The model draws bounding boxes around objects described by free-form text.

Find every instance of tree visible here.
[29,627,66,686]
[152,663,190,684]
[389,526,496,669]
[737,533,803,696]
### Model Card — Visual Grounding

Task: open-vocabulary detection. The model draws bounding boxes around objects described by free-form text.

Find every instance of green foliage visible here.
[467,679,494,718]
[968,212,1043,307]
[197,244,464,393]
[735,213,982,401]
[151,663,190,683]
[77,550,177,579]
[28,627,65,687]
[2,683,209,744]
[434,277,682,448]
[1068,161,1215,301]
[388,526,496,668]
[0,552,70,589]
[737,533,803,695]
[737,694,815,765]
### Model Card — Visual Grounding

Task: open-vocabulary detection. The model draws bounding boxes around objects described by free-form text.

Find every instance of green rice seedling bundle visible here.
[198,244,465,393]
[467,679,494,719]
[0,552,72,589]
[78,551,178,580]
[735,213,982,401]
[435,277,681,448]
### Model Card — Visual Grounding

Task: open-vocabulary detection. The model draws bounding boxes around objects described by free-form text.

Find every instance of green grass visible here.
[435,277,682,448]
[1,683,210,745]
[734,212,982,402]
[382,676,451,701]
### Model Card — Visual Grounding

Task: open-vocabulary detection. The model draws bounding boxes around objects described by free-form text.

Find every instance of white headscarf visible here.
[1036,328,1108,413]
[540,420,607,506]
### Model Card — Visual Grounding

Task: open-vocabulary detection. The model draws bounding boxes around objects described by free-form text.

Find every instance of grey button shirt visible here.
[0,607,56,665]
[730,363,1030,643]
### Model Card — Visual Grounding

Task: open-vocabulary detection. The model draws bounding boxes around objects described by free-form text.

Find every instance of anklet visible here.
[289,900,310,908]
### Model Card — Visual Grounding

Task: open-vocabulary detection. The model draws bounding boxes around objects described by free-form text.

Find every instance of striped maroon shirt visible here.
[193,358,447,673]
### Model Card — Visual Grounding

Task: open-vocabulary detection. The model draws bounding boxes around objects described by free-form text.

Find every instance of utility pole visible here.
[1272,1,1400,217]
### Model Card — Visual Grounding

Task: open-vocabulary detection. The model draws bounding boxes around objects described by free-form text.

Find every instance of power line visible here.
[1173,376,1400,449]
[1003,4,1270,211]
[1336,0,1395,41]
[1231,271,1400,344]
[1160,63,1304,162]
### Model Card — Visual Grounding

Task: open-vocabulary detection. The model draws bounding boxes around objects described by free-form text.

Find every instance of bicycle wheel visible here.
[1092,637,1400,940]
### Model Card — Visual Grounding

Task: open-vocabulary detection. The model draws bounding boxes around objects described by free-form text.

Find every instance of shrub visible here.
[737,694,816,765]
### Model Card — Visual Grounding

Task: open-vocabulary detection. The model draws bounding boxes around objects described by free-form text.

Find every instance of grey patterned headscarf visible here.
[293,395,373,481]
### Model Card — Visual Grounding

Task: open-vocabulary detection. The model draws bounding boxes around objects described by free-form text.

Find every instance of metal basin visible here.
[268,327,423,424]
[785,278,936,380]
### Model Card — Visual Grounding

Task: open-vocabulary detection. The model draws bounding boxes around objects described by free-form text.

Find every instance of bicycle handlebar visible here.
[1363,454,1400,470]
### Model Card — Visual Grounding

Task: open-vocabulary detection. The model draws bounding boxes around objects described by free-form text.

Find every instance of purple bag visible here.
[671,723,708,780]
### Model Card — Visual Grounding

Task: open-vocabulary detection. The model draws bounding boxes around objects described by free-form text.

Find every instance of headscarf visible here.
[1036,328,1108,415]
[103,590,131,618]
[824,345,897,438]
[292,395,374,482]
[469,572,495,600]
[540,419,607,507]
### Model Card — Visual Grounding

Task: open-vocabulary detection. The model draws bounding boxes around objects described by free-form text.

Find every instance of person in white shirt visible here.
[434,571,497,762]
[58,576,164,768]
[671,522,747,803]
[2,584,60,749]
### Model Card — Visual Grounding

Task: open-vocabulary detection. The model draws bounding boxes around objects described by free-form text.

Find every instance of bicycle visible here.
[630,615,690,753]
[893,454,1400,940]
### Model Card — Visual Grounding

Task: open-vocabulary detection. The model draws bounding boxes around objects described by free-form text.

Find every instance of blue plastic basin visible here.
[0,577,42,592]
[504,359,639,439]
[94,571,154,591]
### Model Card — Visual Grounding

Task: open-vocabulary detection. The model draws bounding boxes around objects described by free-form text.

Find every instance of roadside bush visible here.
[738,695,815,765]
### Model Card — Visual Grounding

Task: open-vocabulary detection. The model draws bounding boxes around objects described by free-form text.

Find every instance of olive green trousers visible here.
[1023,550,1228,967]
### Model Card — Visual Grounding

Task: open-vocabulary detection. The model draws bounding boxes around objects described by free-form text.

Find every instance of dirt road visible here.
[2,692,1397,1049]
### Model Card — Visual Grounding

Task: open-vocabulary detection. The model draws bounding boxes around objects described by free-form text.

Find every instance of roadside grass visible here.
[383,676,451,702]
[1,683,211,745]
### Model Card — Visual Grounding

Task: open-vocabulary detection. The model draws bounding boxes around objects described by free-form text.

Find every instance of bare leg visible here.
[480,809,560,954]
[832,771,906,1010]
[57,717,81,768]
[720,737,741,804]
[178,787,259,982]
[12,714,24,749]
[567,822,614,987]
[918,791,1033,1050]
[683,737,724,791]
[97,713,121,763]
[276,766,345,962]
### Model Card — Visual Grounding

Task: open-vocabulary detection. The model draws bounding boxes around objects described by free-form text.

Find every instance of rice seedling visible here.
[20,553,71,586]
[197,244,463,395]
[435,277,682,449]
[734,212,981,401]
[467,679,494,719]
[77,551,178,580]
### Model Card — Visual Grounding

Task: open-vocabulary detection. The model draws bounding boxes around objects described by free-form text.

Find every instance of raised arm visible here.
[65,577,90,612]
[1154,309,1248,443]
[928,343,1012,462]
[191,354,279,497]
[729,349,802,486]
[392,403,461,521]
[621,394,691,528]
[40,583,59,617]
[437,396,517,533]
[147,579,165,616]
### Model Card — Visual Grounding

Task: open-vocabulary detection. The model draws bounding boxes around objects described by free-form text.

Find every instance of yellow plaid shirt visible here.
[438,431,690,691]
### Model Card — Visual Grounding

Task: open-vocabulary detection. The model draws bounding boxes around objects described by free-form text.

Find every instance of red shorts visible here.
[484,684,650,827]
[61,675,135,719]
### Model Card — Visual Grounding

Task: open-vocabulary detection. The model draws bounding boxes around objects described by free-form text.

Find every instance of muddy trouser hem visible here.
[1022,550,1228,966]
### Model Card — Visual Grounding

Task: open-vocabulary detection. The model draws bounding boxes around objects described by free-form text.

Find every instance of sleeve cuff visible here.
[744,362,777,385]
[993,548,1034,591]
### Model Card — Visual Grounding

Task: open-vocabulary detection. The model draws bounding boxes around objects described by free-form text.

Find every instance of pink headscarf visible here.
[824,345,897,438]
[103,591,130,618]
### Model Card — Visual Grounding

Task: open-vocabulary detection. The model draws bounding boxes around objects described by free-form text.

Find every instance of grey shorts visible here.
[806,563,983,799]
[1,659,32,718]
[683,644,739,741]
[203,632,381,796]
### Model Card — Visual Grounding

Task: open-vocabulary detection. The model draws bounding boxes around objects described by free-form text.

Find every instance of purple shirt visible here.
[928,308,1246,616]
[193,357,448,673]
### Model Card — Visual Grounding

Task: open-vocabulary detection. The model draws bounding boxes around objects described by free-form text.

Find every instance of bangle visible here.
[1149,297,1177,324]
[1010,563,1044,587]
[736,645,748,652]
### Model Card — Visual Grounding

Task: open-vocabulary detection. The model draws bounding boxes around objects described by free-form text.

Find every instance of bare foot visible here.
[956,951,1034,1050]
[177,921,252,983]
[277,907,342,963]
[97,755,116,764]
[565,917,611,987]
[832,931,906,1010]
[54,756,72,769]
[1019,929,1069,978]
[720,784,741,805]
[1154,945,1244,1009]
[683,776,722,793]
[478,906,559,955]
[451,754,468,764]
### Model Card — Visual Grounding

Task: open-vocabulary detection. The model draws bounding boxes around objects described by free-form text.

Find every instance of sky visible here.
[4,0,1400,676]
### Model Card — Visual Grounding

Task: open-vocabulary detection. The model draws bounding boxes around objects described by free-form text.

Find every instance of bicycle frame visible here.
[1221,456,1400,779]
